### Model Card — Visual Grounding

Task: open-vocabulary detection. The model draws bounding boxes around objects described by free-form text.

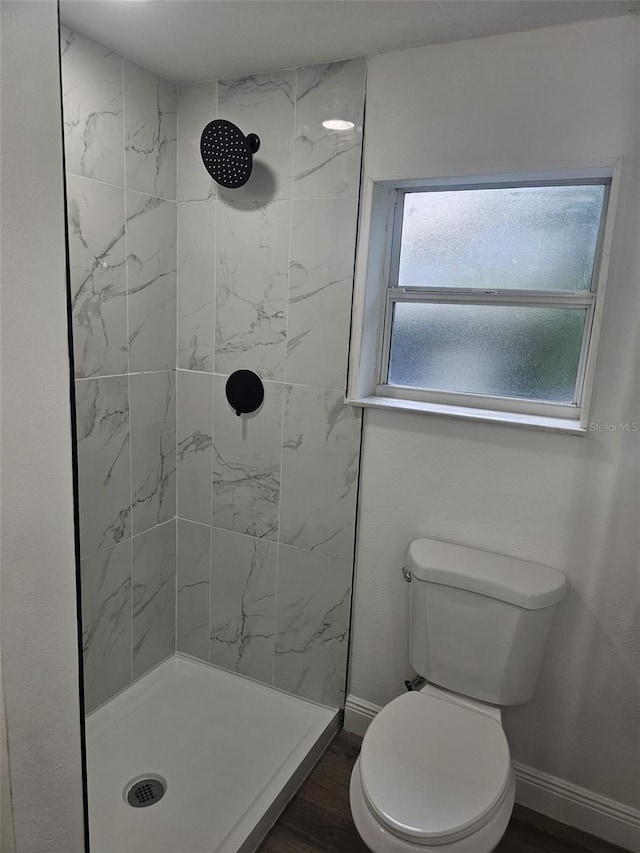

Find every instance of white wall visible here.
[349,16,640,811]
[0,1,86,850]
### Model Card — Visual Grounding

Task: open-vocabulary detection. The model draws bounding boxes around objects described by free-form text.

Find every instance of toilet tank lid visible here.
[407,538,566,610]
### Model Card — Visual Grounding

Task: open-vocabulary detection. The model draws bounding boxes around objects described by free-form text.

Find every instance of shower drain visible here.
[124,774,167,808]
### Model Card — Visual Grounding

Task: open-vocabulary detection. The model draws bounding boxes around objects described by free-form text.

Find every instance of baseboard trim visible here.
[343,694,382,737]
[344,694,640,851]
[513,761,640,851]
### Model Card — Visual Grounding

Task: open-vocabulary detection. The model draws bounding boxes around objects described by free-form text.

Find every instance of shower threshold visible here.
[85,654,339,853]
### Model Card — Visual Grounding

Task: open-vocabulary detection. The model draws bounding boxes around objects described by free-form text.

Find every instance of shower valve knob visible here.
[225,370,264,417]
[246,133,260,154]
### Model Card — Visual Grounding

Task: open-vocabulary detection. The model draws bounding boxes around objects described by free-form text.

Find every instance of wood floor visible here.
[258,731,625,853]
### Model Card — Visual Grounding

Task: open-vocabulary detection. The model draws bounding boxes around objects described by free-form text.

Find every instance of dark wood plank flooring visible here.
[258,731,626,853]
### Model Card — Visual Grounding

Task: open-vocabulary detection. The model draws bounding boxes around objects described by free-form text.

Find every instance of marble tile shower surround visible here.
[66,174,127,378]
[215,199,290,380]
[62,25,177,383]
[62,27,365,713]
[177,200,215,371]
[62,27,179,711]
[175,59,366,709]
[60,27,124,187]
[126,192,177,373]
[80,520,176,713]
[124,61,177,200]
[209,528,278,684]
[130,371,176,535]
[177,519,211,660]
[212,376,283,540]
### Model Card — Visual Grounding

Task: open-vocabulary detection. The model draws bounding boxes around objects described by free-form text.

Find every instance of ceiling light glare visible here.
[322,119,355,131]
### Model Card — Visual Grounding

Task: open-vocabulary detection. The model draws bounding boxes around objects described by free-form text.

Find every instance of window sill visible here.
[346,395,587,435]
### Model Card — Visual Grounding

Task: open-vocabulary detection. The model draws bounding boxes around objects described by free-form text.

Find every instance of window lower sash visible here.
[379,291,595,412]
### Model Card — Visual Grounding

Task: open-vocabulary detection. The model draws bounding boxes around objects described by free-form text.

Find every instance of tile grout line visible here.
[121,55,135,686]
[176,515,212,530]
[209,78,219,666]
[207,79,220,663]
[176,367,352,394]
[66,168,356,203]
[75,369,172,382]
[174,516,179,654]
[79,516,178,566]
[174,82,180,657]
[65,169,179,204]
[212,78,219,375]
[271,67,299,688]
[164,516,353,561]
[208,371,215,664]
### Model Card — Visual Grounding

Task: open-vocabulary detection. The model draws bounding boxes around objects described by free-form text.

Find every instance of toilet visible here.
[350,537,567,853]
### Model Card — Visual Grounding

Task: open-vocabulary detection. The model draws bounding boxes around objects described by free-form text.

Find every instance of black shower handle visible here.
[225,370,264,417]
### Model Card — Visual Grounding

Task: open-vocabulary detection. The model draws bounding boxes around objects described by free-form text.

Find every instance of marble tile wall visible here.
[176,60,366,708]
[62,26,365,713]
[61,28,178,712]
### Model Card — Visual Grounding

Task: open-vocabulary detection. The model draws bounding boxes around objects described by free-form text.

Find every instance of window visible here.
[348,166,619,433]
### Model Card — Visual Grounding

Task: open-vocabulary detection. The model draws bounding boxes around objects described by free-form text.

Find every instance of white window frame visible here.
[347,160,622,435]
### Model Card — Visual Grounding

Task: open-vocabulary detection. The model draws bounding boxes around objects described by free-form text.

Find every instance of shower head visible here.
[200,119,261,189]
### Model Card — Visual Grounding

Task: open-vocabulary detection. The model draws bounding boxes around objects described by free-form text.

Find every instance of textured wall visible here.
[348,17,640,809]
[0,2,85,849]
[175,61,365,707]
[61,28,178,712]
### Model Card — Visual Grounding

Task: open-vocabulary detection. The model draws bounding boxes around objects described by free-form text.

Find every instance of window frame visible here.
[347,161,622,435]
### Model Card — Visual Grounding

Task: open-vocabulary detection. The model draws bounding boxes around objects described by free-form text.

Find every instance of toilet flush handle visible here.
[401,566,412,582]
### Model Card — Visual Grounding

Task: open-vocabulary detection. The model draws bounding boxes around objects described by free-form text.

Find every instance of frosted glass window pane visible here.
[397,185,605,291]
[388,302,586,403]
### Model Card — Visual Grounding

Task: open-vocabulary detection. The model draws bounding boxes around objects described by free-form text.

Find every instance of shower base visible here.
[85,654,339,853]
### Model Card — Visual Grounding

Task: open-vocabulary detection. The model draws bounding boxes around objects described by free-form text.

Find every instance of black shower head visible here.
[200,119,261,189]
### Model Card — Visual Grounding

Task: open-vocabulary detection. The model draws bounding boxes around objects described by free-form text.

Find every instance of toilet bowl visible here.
[349,688,515,853]
[348,538,565,853]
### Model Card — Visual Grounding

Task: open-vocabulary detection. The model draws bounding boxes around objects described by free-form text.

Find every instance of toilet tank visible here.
[407,538,566,705]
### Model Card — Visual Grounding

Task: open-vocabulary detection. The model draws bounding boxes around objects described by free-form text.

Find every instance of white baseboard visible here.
[343,695,383,737]
[344,694,640,851]
[513,762,640,851]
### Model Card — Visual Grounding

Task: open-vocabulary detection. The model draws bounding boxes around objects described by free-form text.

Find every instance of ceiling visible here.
[60,0,638,83]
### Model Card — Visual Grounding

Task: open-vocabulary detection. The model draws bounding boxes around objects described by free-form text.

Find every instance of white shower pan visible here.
[85,654,338,853]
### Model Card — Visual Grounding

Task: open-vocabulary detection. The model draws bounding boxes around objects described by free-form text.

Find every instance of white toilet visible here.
[350,537,567,853]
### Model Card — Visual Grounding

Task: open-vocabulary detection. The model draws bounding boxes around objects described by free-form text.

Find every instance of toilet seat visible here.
[359,691,512,846]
